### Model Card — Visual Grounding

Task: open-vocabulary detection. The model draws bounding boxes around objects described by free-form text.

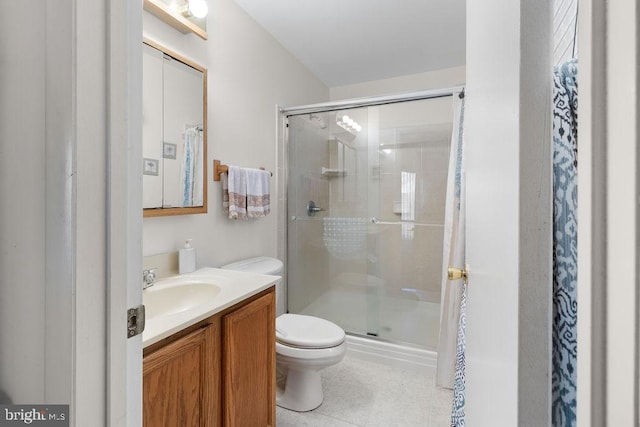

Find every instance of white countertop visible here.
[143,267,280,348]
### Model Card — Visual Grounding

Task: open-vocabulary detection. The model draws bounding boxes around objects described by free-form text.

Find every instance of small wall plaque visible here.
[143,158,159,176]
[163,142,177,159]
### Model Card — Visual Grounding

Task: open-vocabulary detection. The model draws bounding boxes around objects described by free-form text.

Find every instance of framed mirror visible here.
[143,39,207,217]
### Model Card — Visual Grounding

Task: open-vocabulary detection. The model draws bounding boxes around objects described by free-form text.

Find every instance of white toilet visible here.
[220,257,346,412]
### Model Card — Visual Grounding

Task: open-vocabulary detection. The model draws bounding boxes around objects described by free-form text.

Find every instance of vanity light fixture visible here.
[180,0,208,18]
[336,114,362,133]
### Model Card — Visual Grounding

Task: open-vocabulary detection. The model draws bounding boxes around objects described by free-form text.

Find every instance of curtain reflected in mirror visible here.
[143,39,207,217]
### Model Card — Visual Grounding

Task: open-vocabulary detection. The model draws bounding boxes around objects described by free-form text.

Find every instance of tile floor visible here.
[276,355,453,427]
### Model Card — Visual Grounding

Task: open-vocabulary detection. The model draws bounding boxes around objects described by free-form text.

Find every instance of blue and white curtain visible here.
[180,126,204,207]
[552,59,578,426]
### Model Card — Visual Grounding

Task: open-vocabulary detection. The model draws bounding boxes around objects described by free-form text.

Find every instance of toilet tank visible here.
[220,257,285,315]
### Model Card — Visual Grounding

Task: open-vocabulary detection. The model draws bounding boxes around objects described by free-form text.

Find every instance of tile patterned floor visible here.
[276,355,453,427]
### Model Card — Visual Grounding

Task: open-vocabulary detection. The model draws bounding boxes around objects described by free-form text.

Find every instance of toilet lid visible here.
[276,314,345,349]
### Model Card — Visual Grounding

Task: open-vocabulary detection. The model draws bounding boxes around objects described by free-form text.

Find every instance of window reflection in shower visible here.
[401,171,416,240]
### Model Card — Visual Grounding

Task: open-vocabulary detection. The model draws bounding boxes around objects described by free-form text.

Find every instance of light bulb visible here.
[342,115,350,123]
[188,0,208,18]
[355,124,362,132]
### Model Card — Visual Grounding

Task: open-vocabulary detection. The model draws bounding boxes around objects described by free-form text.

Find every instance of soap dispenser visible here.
[179,239,196,274]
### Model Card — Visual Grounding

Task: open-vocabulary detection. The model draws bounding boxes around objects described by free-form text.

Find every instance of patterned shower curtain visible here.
[552,59,578,426]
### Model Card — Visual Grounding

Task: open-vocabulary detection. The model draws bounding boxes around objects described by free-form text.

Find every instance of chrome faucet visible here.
[143,268,158,289]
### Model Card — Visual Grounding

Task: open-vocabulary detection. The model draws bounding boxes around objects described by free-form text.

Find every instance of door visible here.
[108,0,144,425]
[463,1,552,425]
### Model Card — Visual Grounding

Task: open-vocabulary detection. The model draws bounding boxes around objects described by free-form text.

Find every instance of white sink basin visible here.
[144,281,221,321]
[142,268,280,348]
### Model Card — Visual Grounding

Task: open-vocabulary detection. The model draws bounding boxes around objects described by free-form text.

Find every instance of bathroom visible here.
[140,0,462,423]
[0,0,638,426]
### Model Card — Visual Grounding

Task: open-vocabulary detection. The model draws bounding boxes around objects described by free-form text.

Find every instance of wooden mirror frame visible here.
[143,38,208,218]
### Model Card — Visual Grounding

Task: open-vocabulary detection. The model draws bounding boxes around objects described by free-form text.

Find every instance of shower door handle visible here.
[306,200,324,216]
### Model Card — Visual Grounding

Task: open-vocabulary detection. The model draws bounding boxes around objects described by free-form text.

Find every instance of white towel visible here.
[222,165,247,220]
[246,168,271,218]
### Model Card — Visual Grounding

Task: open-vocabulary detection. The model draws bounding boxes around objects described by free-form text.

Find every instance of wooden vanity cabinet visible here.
[223,291,275,426]
[143,287,275,427]
[143,321,219,426]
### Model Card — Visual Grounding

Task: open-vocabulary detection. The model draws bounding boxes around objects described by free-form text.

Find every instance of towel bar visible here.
[213,159,272,181]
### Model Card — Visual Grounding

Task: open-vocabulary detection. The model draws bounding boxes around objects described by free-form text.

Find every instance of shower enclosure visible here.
[284,92,456,350]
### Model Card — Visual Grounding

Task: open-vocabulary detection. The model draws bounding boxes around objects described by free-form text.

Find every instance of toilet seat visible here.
[276,340,346,362]
[276,314,345,349]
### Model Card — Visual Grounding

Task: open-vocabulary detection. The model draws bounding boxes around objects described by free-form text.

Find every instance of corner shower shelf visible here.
[321,167,347,177]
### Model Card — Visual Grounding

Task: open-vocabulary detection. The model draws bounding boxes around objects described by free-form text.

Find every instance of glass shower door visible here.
[287,106,374,338]
[287,97,453,349]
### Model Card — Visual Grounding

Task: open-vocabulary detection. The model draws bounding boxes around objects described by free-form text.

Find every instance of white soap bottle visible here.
[179,239,196,274]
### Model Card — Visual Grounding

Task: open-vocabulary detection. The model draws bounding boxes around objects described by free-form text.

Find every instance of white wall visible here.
[0,3,47,404]
[330,66,465,101]
[142,0,329,267]
[0,2,112,424]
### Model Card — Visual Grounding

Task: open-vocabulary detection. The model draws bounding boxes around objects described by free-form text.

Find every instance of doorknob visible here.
[447,266,468,284]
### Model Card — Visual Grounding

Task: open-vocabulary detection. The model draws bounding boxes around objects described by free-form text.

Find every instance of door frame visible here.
[42,1,143,424]
[576,0,606,424]
[577,0,639,424]
[605,0,639,419]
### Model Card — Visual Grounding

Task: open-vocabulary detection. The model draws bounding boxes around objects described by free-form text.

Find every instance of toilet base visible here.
[276,367,324,412]
[274,330,346,412]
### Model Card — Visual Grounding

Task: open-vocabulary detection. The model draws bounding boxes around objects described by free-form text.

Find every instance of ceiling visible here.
[232,0,466,87]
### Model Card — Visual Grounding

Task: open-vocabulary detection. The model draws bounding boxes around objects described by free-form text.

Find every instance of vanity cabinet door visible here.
[143,321,220,427]
[222,291,275,427]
